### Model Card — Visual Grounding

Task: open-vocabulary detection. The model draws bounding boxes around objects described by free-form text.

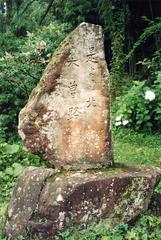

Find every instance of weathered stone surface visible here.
[149,192,161,215]
[4,165,161,239]
[18,22,112,170]
[4,167,55,239]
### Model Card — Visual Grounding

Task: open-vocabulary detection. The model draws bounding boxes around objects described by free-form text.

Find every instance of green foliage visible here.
[51,0,97,27]
[0,141,44,203]
[125,18,161,63]
[137,49,161,80]
[58,221,128,240]
[98,0,129,98]
[0,21,71,138]
[0,0,52,33]
[11,1,49,32]
[125,215,161,240]
[57,215,161,240]
[113,71,161,131]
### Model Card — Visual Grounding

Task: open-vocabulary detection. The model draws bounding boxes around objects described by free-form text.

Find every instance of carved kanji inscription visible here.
[18,22,112,170]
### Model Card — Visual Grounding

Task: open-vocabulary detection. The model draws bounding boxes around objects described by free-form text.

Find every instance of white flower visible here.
[116,115,122,121]
[36,40,47,52]
[122,120,129,126]
[39,40,46,48]
[21,51,30,56]
[26,31,34,38]
[115,121,121,126]
[145,90,155,101]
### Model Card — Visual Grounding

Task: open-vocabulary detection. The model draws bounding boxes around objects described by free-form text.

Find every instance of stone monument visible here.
[4,23,161,240]
[18,22,113,170]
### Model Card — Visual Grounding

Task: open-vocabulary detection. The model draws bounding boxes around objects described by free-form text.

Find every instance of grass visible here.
[114,128,161,167]
[0,128,161,239]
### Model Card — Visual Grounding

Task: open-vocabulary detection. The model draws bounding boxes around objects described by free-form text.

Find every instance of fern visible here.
[125,19,161,62]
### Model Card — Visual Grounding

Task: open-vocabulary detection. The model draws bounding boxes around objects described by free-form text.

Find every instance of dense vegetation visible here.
[0,0,161,239]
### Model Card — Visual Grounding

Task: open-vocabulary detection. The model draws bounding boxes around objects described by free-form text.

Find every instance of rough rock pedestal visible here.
[4,165,161,239]
[18,22,112,170]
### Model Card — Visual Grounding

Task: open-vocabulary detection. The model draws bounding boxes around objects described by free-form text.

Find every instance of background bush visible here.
[113,70,161,132]
[0,140,44,203]
[0,21,71,139]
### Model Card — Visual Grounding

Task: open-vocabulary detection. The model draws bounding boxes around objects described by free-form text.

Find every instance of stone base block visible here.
[3,165,161,239]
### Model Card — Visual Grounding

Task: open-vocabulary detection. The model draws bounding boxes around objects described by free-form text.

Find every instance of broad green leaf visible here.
[12,163,24,177]
[4,144,20,154]
[5,167,13,176]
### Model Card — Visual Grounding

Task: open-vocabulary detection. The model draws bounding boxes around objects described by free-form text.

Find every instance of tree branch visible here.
[39,0,55,26]
[21,0,36,16]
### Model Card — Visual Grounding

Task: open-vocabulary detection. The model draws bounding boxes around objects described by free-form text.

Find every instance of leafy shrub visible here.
[137,49,161,78]
[113,71,161,132]
[125,18,161,66]
[58,214,161,240]
[0,21,71,139]
[0,141,44,203]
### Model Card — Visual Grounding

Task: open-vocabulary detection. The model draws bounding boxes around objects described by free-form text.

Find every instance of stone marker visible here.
[5,22,161,240]
[4,165,161,239]
[18,22,112,170]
